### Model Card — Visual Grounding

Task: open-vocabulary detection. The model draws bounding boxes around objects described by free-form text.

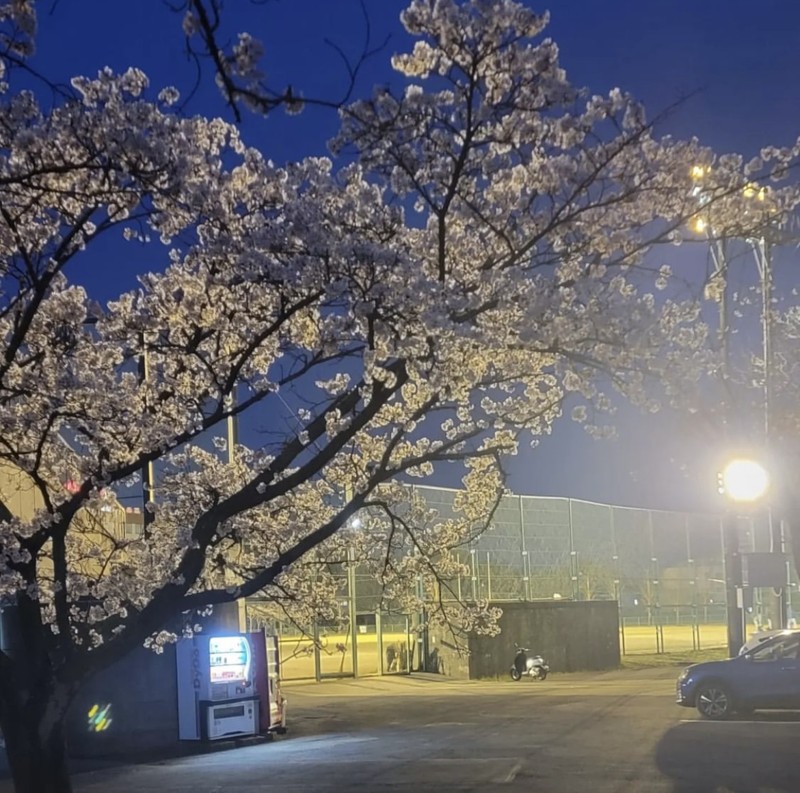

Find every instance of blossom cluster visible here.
[1,0,799,666]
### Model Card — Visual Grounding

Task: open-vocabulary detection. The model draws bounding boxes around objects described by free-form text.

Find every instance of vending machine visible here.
[176,634,260,741]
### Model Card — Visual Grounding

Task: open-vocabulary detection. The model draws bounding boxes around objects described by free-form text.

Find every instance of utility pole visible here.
[722,514,745,656]
[709,237,730,388]
[226,394,238,465]
[224,393,249,632]
[695,171,789,643]
[137,336,155,535]
[753,236,786,629]
[344,483,359,678]
[709,234,748,655]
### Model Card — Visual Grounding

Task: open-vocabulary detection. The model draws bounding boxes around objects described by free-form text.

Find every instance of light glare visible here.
[721,458,769,502]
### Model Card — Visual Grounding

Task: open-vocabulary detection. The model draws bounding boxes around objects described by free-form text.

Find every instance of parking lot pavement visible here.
[3,669,800,792]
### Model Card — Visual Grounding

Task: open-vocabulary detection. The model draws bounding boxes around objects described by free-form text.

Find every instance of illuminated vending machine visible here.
[176,634,260,741]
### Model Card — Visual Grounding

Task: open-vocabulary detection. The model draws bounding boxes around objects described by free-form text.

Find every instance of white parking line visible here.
[680,719,800,725]
[501,761,524,783]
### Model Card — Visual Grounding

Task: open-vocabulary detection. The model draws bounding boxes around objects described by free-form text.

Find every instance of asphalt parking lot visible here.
[3,668,800,792]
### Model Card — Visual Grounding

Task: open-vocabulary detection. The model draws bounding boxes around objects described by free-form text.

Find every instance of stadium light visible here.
[719,458,769,503]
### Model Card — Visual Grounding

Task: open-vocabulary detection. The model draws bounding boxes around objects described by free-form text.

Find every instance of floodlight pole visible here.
[137,335,155,534]
[753,237,787,629]
[722,514,745,656]
[711,236,746,656]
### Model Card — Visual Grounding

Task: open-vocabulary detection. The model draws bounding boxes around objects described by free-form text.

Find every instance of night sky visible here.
[26,0,800,512]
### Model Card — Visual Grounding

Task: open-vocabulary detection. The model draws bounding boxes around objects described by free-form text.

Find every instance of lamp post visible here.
[751,237,788,630]
[691,166,788,634]
[346,515,360,679]
[718,457,770,656]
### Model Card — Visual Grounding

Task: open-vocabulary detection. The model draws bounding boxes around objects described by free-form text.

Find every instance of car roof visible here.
[748,629,800,648]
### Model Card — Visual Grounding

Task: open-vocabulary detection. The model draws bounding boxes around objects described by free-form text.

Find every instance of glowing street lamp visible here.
[718,458,770,503]
[716,456,771,656]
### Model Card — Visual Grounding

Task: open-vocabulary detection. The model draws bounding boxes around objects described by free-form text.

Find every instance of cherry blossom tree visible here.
[2,1,800,791]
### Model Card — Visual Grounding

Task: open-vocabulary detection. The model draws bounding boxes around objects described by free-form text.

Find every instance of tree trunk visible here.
[1,701,72,793]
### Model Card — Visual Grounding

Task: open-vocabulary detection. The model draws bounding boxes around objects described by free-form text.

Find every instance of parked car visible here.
[676,630,800,719]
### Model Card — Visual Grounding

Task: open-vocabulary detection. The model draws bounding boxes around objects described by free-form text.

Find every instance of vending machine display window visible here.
[208,636,250,685]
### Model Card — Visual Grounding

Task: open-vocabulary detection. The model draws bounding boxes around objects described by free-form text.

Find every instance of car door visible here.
[743,635,800,708]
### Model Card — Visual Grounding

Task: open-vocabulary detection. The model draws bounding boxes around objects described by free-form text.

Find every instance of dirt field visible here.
[619,622,732,654]
[278,622,745,679]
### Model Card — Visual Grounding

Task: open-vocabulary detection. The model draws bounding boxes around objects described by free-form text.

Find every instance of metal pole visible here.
[756,237,773,444]
[722,514,744,656]
[313,620,322,682]
[406,616,412,674]
[685,514,699,648]
[568,499,578,600]
[376,611,383,676]
[610,507,625,653]
[342,484,359,677]
[226,394,237,465]
[781,518,793,625]
[647,511,658,628]
[710,237,730,387]
[224,393,248,630]
[138,337,155,534]
[754,237,786,629]
[347,547,358,678]
[519,495,530,601]
[522,551,530,602]
[470,548,477,599]
[711,233,745,655]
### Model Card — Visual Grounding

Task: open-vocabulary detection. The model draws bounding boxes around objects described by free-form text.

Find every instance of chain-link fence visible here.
[416,485,796,655]
[248,485,797,676]
[245,559,417,680]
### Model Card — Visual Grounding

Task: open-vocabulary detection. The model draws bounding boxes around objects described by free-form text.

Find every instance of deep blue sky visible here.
[26,0,800,511]
[32,1,800,161]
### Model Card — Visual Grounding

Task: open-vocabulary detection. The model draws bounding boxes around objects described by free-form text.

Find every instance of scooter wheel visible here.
[537,669,548,681]
[510,667,522,681]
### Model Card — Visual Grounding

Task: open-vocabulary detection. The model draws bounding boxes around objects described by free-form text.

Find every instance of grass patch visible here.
[621,647,729,670]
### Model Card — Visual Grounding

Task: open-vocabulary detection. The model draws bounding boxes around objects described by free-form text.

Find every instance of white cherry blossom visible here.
[1,3,800,792]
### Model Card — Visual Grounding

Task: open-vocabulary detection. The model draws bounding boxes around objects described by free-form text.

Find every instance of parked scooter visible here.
[510,644,549,681]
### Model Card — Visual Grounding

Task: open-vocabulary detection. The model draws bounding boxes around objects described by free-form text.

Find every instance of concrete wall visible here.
[429,600,620,680]
[426,632,471,678]
[67,643,179,758]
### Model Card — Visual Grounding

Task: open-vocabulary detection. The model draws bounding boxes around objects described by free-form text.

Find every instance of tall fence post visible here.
[470,547,478,599]
[376,611,384,675]
[348,546,359,678]
[610,506,626,654]
[519,495,530,601]
[568,499,579,600]
[313,620,322,682]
